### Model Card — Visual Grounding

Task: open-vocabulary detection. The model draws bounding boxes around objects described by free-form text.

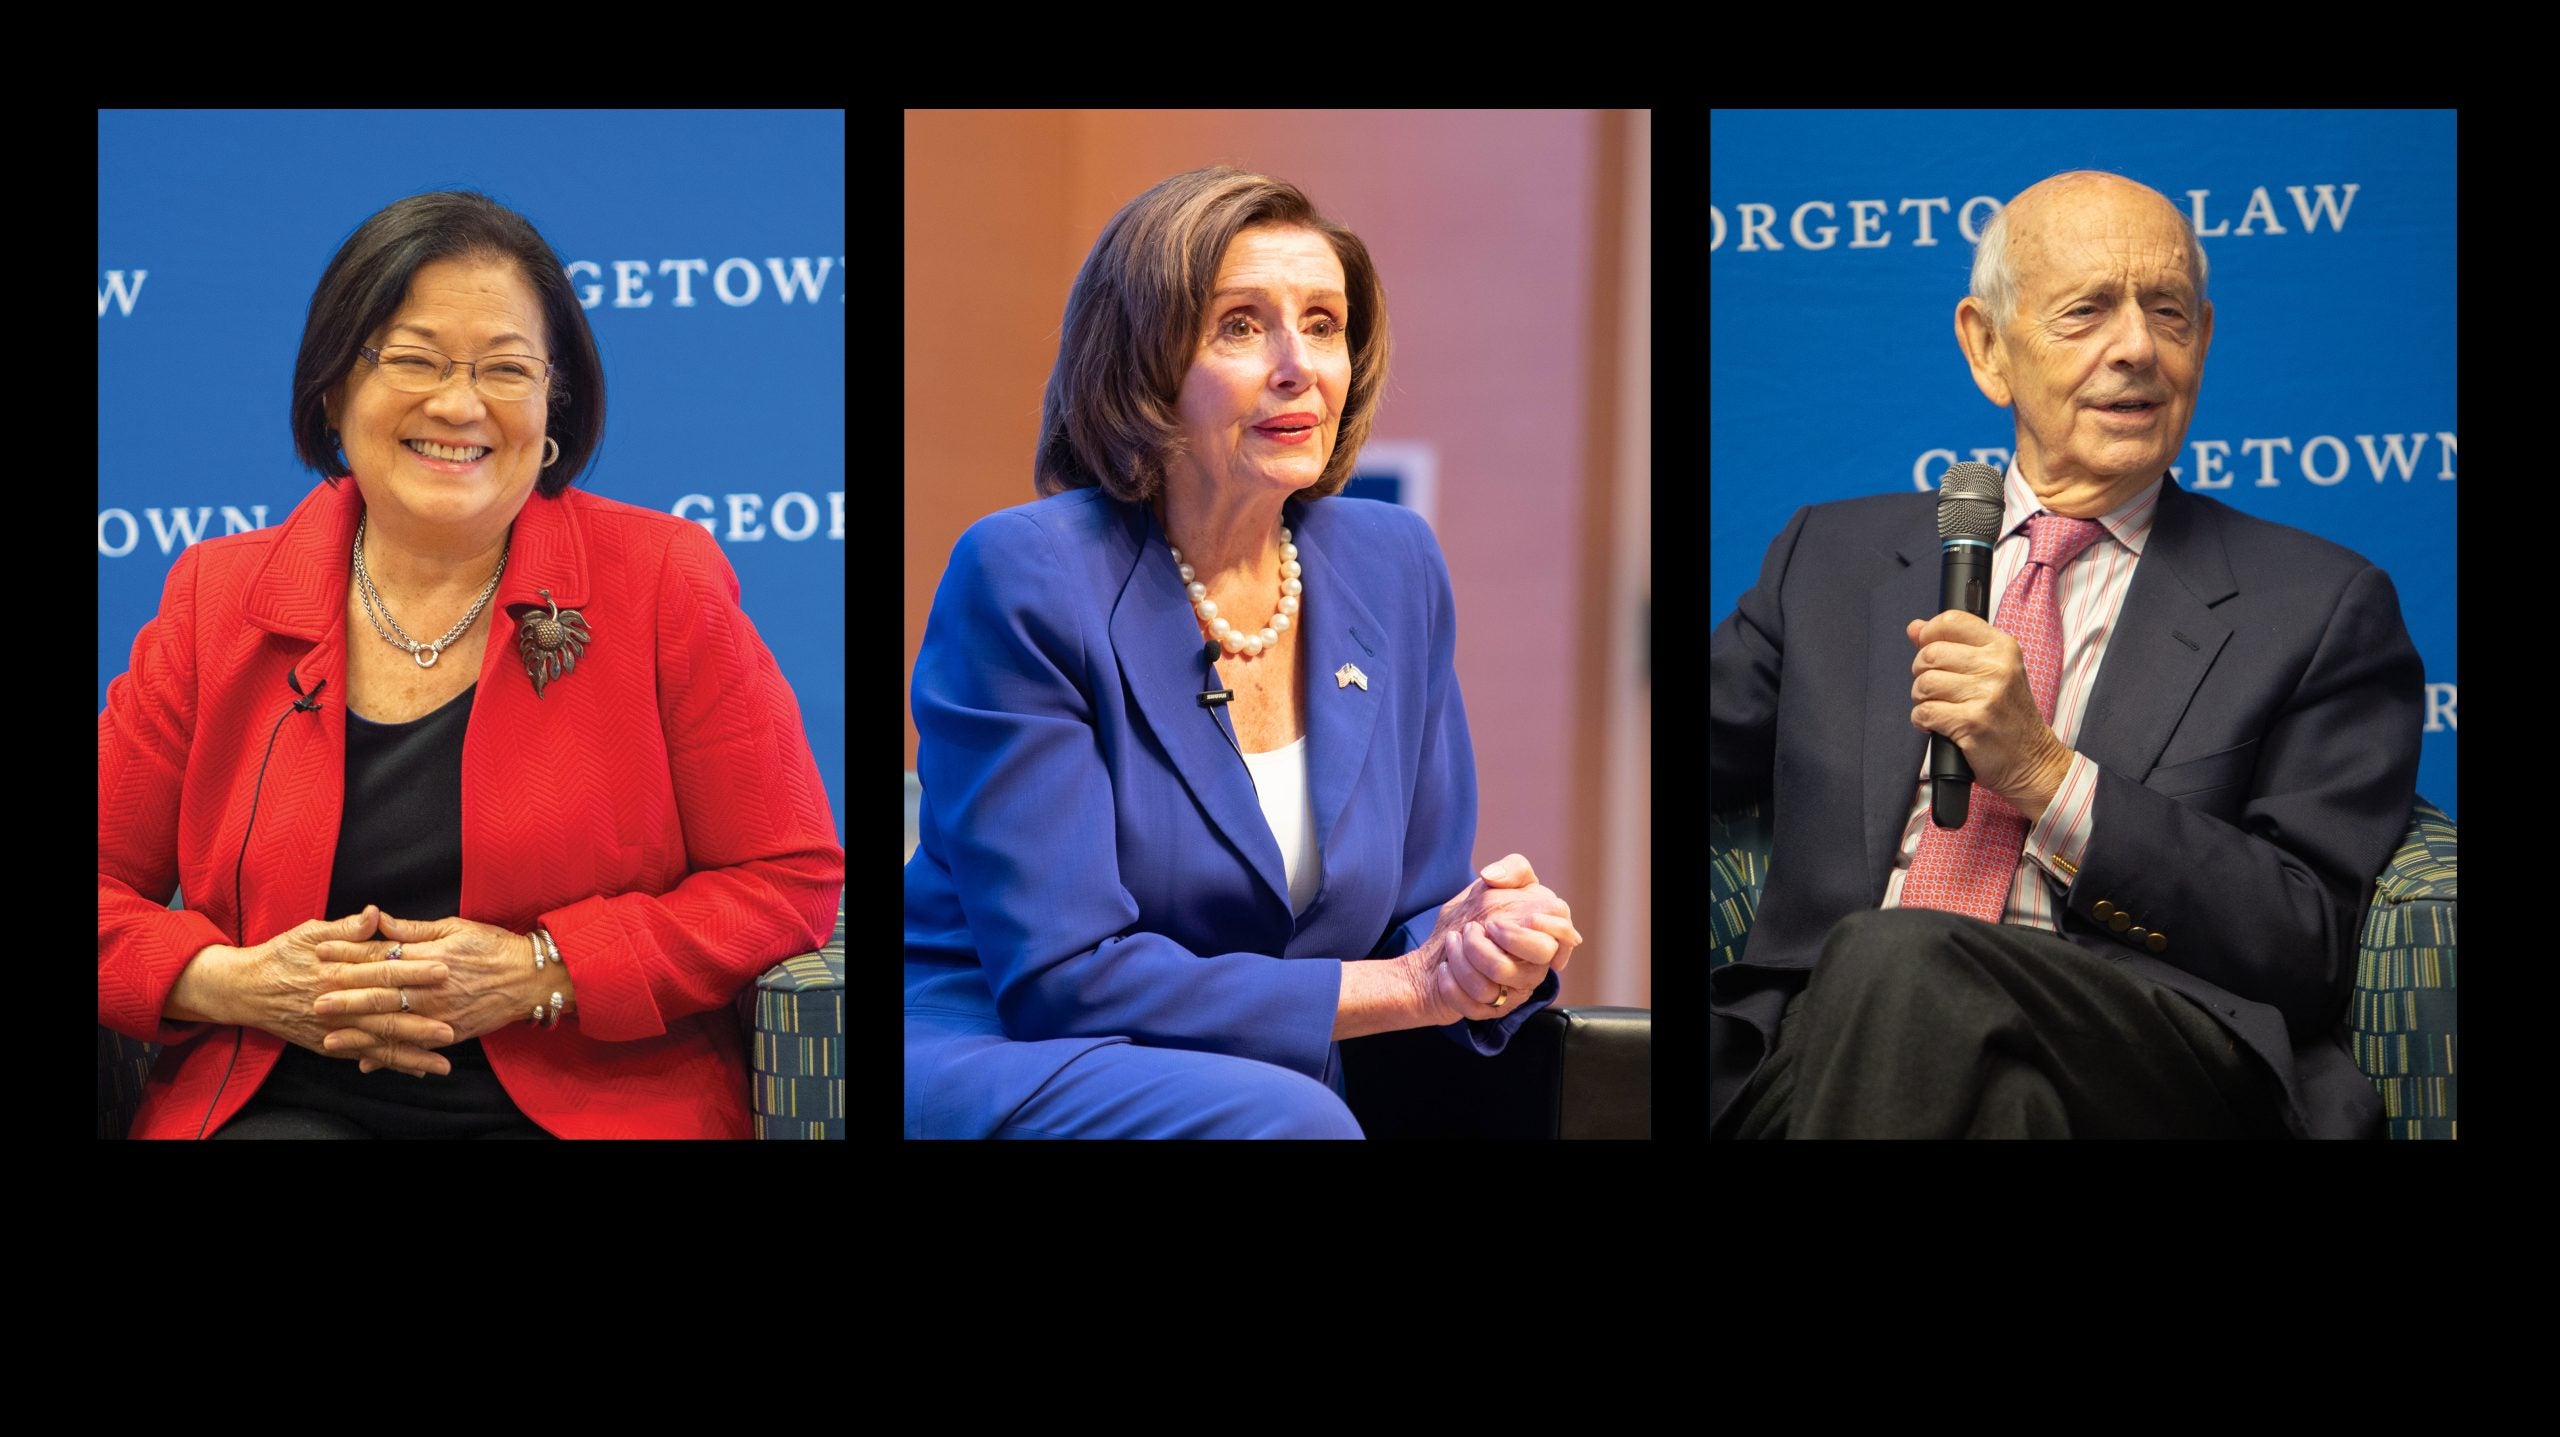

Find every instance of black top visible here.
[235,682,551,1136]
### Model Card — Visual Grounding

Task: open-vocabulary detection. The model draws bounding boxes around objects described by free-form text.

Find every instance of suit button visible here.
[2108,911,2133,933]
[2129,925,2150,944]
[2147,932,2168,953]
[2094,900,2118,921]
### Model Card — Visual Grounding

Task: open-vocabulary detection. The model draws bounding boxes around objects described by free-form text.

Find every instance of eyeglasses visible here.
[360,344,552,402]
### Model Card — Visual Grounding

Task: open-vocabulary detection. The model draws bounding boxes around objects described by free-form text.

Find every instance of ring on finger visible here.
[399,988,410,1013]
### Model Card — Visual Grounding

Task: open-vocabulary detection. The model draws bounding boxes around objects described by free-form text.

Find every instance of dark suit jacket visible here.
[1708,477,2421,1139]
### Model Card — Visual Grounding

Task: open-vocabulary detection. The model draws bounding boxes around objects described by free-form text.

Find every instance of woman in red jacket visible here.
[96,191,843,1138]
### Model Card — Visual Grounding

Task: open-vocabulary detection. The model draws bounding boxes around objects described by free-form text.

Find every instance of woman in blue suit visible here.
[906,167,1584,1139]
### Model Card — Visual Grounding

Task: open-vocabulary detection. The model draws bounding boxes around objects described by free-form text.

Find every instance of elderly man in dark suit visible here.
[1708,171,2421,1139]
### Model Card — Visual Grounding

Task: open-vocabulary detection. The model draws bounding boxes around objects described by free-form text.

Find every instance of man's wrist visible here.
[2017,738,2074,823]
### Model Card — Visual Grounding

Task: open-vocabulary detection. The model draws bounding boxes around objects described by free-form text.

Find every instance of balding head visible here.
[1970,172,2208,333]
[1953,170,2216,517]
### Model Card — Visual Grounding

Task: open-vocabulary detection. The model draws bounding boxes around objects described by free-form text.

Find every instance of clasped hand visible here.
[1414,854,1584,1025]
[1906,611,2071,811]
[244,907,537,1078]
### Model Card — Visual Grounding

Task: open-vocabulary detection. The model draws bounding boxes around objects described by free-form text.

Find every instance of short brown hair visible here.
[1035,166,1391,505]
[291,190,606,499]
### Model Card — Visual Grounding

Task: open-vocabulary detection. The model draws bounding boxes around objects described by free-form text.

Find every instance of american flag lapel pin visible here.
[1335,662,1369,691]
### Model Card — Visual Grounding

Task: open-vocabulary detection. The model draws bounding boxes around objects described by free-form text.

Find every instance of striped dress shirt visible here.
[1881,466,2164,930]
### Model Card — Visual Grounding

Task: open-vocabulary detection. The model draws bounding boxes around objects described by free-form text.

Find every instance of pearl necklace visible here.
[1171,523,1301,658]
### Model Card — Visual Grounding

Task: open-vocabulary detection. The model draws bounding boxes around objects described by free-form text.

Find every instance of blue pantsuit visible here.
[905,490,1553,1139]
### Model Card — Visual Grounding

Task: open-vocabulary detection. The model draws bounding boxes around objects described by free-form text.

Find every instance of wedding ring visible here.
[399,989,411,1013]
[387,944,403,961]
[1494,986,1512,1007]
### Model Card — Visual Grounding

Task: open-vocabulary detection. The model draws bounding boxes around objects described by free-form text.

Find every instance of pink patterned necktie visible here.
[1899,512,2107,923]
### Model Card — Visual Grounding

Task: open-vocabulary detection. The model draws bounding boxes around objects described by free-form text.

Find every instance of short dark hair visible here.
[290,190,605,499]
[1035,166,1391,506]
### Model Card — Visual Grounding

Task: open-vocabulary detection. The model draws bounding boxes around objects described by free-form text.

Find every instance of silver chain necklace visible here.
[352,511,510,669]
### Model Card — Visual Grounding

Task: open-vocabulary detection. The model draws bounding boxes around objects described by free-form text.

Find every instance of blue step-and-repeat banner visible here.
[1711,110,2455,820]
[99,109,845,848]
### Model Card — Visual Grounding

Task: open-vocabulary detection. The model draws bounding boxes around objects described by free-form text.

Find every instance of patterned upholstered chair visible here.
[906,770,1650,1138]
[1709,797,2457,1139]
[97,892,846,1140]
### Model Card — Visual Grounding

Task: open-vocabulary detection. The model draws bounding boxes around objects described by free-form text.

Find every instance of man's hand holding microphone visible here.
[1913,461,2075,826]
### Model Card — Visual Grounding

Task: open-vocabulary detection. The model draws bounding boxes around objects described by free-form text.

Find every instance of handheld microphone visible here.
[1928,462,2004,828]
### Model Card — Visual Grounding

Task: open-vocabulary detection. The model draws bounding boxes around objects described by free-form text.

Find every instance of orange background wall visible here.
[905,110,1649,1007]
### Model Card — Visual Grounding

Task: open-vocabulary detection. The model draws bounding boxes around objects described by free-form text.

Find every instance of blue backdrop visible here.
[1710,109,2455,819]
[98,109,845,848]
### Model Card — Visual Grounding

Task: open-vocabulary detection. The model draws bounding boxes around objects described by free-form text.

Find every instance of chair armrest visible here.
[1339,1005,1650,1139]
[2353,797,2456,1140]
[1711,801,1772,968]
[745,895,846,1140]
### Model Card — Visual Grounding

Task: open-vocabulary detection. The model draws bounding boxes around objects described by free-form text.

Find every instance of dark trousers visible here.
[1729,908,2290,1139]
[210,1039,556,1139]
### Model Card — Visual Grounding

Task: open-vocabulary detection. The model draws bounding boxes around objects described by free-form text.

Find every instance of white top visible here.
[1239,734,1320,916]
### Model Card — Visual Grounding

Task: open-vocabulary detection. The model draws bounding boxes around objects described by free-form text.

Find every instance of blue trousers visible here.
[907,1011,1363,1139]
[1727,907,2290,1139]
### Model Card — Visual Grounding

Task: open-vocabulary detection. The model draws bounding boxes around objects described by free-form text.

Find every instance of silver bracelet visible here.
[529,927,550,1026]
[530,927,568,1027]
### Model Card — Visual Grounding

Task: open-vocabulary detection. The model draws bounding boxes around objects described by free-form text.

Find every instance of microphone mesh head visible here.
[1937,462,2004,543]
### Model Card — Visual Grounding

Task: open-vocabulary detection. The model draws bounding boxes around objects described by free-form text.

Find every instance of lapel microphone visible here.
[1197,638,1233,706]
[1190,639,1248,765]
[239,667,328,964]
[204,664,329,1138]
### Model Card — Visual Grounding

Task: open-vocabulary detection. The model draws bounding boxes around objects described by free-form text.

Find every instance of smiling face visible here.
[1956,175,2214,517]
[325,256,553,541]
[1172,225,1353,504]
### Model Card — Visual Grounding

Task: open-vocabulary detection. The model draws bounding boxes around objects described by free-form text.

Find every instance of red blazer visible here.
[98,478,844,1138]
